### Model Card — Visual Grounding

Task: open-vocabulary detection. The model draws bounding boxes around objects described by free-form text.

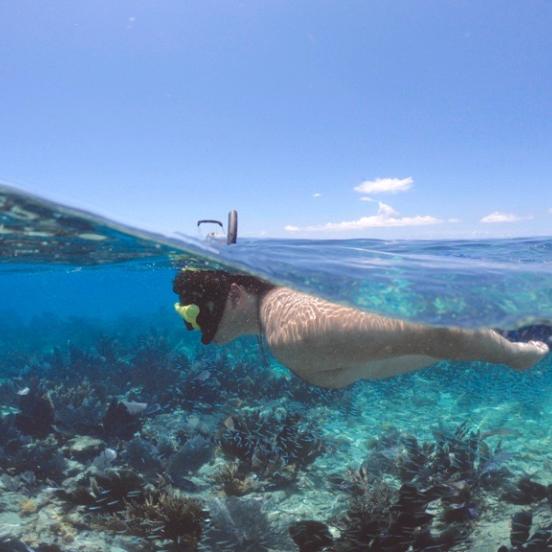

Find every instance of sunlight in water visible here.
[1,186,551,551]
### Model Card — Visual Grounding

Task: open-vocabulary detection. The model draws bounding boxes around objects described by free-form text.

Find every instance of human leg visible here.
[399,324,548,371]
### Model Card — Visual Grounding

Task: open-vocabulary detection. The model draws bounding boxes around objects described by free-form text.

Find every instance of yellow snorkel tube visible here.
[174,302,201,330]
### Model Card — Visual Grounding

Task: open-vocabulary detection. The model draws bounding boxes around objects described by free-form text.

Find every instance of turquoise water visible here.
[1,185,552,551]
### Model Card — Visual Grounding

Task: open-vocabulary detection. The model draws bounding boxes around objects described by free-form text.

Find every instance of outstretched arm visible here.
[261,288,549,372]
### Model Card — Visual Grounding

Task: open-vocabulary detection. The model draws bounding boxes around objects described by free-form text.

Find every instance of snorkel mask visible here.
[173,268,228,345]
[174,302,200,330]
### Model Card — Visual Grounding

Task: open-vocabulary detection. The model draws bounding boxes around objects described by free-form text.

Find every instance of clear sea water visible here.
[1,184,552,551]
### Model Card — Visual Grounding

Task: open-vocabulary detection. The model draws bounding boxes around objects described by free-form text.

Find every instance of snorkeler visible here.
[173,269,550,389]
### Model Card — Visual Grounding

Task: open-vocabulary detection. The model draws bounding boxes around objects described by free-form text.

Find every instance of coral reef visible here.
[50,381,106,435]
[289,520,334,552]
[211,462,258,496]
[102,399,144,440]
[3,434,67,483]
[168,434,214,487]
[15,388,55,438]
[124,489,207,550]
[200,496,291,552]
[319,421,518,551]
[219,408,324,488]
[125,436,163,477]
[497,511,552,551]
[128,332,186,397]
[501,476,552,505]
[1,314,551,552]
[58,468,145,513]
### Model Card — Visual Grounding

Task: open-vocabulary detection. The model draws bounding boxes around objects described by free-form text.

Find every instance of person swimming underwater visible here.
[172,269,550,389]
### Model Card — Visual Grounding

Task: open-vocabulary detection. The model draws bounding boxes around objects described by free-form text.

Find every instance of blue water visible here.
[1,184,552,551]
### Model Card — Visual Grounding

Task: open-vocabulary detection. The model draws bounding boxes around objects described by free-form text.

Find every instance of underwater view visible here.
[1,185,552,552]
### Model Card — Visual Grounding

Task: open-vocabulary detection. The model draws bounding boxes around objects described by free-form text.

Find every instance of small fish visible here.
[0,540,36,552]
[379,446,400,460]
[103,448,117,461]
[480,428,519,440]
[173,477,200,492]
[224,416,235,430]
[144,403,162,416]
[17,387,30,396]
[91,448,117,470]
[468,506,479,519]
[480,451,513,474]
[195,370,211,382]
[121,400,148,416]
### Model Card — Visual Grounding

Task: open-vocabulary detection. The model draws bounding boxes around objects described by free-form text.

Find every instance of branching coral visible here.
[168,434,214,486]
[59,468,146,512]
[125,436,163,477]
[200,496,291,552]
[501,476,552,505]
[90,468,146,512]
[0,538,61,552]
[0,414,25,458]
[211,462,258,496]
[325,421,510,551]
[394,421,511,523]
[330,479,464,552]
[125,489,207,550]
[497,511,552,551]
[335,480,397,550]
[50,380,106,435]
[174,352,227,409]
[102,399,143,440]
[219,408,324,487]
[129,332,184,396]
[10,436,67,482]
[289,520,335,552]
[15,388,55,438]
[173,348,330,412]
[43,343,110,383]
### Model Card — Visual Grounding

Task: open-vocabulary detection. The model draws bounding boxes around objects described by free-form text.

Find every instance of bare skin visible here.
[211,283,550,389]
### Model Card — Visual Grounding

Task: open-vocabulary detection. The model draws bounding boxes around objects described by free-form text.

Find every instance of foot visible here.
[508,340,550,371]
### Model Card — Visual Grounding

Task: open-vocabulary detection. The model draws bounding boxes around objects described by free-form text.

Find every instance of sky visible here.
[0,1,551,240]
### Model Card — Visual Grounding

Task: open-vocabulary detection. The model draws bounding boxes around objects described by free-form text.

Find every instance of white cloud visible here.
[312,192,322,198]
[448,218,461,223]
[354,177,413,195]
[377,201,399,217]
[284,202,442,233]
[359,196,375,202]
[480,211,531,223]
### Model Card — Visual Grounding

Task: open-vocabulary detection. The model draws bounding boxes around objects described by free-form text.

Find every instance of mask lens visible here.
[174,302,201,330]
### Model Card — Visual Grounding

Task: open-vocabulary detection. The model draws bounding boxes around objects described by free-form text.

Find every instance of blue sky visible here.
[1,1,551,239]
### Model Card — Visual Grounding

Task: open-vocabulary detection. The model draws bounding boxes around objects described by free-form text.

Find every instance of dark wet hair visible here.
[172,269,276,345]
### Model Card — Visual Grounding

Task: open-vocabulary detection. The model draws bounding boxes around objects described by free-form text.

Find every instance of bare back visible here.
[259,287,436,387]
[258,287,549,388]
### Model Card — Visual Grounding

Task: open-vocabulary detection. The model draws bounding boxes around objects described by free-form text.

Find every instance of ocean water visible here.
[1,184,552,552]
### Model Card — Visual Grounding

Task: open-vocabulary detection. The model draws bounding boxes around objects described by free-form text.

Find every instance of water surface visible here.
[1,184,552,552]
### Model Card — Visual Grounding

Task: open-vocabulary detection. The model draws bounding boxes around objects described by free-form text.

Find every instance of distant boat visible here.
[197,209,238,245]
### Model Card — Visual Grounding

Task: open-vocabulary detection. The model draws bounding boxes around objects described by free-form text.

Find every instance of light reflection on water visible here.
[2,183,552,330]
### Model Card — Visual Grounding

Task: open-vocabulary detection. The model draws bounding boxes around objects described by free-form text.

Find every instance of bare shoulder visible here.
[259,287,360,348]
[259,287,420,382]
[259,287,336,374]
[259,286,409,357]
